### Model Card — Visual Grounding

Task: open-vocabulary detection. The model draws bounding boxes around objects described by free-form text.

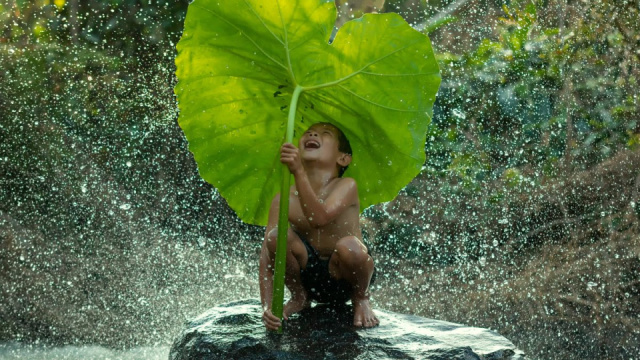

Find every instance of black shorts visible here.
[299,237,376,304]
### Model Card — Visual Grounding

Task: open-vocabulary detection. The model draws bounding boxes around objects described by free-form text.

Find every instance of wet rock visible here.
[169,299,525,360]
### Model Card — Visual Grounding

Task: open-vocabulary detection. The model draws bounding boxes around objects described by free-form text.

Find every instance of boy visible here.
[259,122,379,330]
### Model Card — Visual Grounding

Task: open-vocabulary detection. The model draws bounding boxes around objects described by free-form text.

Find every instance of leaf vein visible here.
[303,39,425,90]
[242,0,285,46]
[275,0,297,84]
[337,85,424,113]
[190,2,287,72]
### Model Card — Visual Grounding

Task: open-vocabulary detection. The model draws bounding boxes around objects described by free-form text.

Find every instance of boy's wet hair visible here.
[317,122,352,177]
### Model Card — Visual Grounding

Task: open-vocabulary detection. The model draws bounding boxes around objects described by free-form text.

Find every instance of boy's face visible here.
[299,123,350,168]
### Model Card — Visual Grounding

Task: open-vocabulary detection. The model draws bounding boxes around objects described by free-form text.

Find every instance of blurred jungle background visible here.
[0,0,638,359]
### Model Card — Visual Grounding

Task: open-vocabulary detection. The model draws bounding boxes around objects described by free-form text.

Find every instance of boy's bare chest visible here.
[287,191,360,249]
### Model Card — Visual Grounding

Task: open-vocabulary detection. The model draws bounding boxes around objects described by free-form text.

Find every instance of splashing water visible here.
[1,1,638,359]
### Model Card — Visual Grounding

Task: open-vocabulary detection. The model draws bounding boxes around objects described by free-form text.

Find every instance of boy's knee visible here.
[335,236,369,266]
[263,228,279,254]
[264,227,298,254]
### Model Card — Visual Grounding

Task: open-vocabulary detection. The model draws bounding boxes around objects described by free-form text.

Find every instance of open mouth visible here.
[304,140,320,149]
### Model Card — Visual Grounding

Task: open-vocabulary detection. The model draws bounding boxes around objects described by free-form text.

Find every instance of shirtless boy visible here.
[259,122,379,330]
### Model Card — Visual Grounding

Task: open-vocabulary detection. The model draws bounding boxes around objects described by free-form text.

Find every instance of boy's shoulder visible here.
[336,176,357,185]
[330,177,359,204]
[325,177,358,194]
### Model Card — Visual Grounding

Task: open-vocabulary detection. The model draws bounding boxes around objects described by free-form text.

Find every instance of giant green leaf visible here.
[175,0,440,226]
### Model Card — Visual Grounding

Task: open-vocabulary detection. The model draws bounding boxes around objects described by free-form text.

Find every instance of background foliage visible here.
[1,0,638,359]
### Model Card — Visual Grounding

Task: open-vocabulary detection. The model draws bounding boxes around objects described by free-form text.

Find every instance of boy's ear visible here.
[337,153,352,167]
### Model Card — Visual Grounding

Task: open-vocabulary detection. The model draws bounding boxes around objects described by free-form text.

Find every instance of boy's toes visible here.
[353,314,378,328]
[353,299,379,328]
[372,316,380,327]
[363,315,378,328]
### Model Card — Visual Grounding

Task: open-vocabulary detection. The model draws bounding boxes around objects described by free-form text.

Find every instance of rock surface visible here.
[169,299,525,360]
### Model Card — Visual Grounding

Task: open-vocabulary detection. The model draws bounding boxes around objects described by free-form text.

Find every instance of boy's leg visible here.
[328,236,379,328]
[259,227,310,326]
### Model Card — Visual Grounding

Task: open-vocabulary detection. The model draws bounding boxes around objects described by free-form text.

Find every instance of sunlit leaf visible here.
[175,0,440,225]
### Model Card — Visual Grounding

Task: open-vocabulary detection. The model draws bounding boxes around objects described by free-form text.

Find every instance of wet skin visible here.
[259,123,379,329]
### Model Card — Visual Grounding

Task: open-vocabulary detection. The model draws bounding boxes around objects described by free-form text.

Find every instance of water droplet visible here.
[197,236,207,247]
[387,160,392,166]
[452,108,466,119]
[126,161,132,167]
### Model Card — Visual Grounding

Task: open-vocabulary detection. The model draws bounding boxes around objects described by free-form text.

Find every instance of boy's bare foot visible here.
[353,298,379,328]
[262,293,310,330]
[283,293,311,320]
